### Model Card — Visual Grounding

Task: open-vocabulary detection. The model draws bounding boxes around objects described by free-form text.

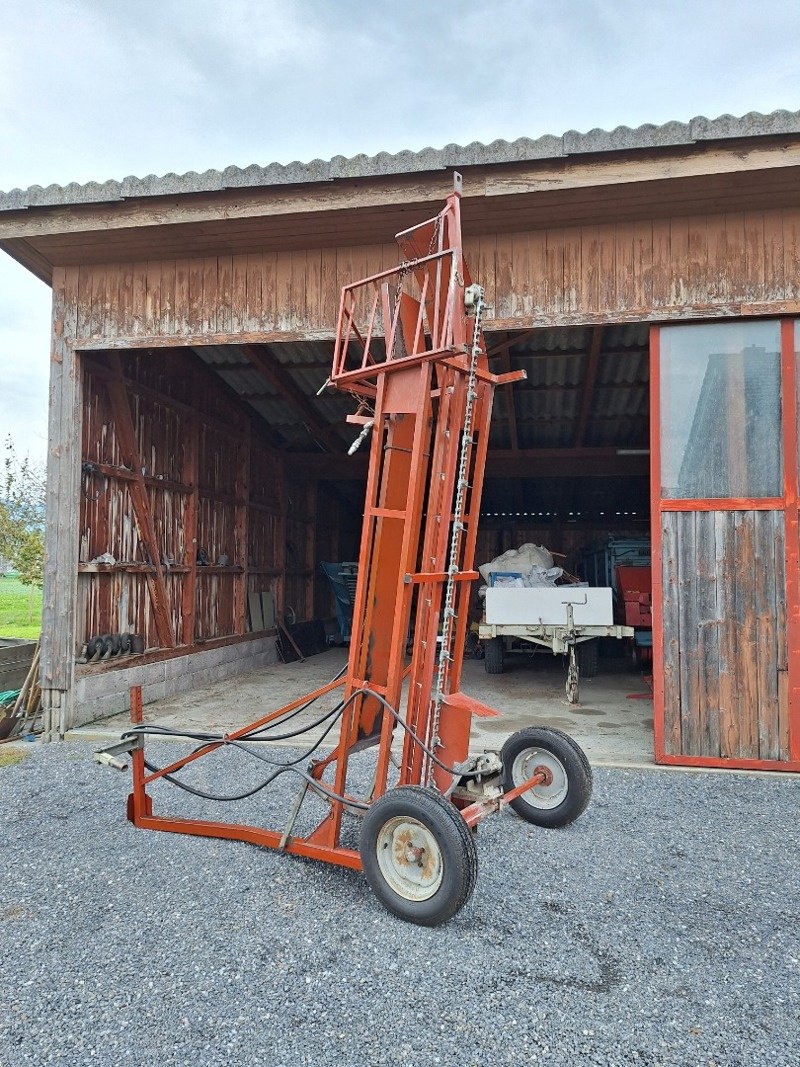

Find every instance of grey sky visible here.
[2,0,799,462]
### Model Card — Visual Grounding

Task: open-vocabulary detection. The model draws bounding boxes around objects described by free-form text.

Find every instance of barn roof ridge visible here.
[1,107,799,213]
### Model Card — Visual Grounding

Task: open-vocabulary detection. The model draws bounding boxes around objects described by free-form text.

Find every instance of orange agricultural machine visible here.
[97,175,593,925]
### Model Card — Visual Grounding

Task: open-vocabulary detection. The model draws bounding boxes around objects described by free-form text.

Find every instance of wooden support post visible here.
[105,354,176,649]
[41,266,82,740]
[180,382,200,646]
[234,423,251,635]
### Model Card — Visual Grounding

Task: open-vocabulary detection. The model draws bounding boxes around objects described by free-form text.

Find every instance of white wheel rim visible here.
[375,816,444,901]
[511,747,568,810]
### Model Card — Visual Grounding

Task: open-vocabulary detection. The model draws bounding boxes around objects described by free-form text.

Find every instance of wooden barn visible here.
[2,108,800,772]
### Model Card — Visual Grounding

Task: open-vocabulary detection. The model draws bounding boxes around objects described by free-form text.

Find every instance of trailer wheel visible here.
[501,727,592,828]
[484,637,504,674]
[360,786,478,926]
[577,639,599,679]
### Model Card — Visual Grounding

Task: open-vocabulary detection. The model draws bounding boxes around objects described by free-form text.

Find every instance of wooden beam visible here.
[234,423,250,636]
[573,325,604,447]
[40,266,82,738]
[291,447,649,479]
[181,380,200,646]
[241,343,344,453]
[104,355,176,648]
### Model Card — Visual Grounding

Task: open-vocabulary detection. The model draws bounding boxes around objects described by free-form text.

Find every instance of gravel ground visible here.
[1,739,799,1067]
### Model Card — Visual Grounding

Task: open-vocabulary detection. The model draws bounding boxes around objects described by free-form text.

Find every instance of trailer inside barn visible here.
[2,109,800,771]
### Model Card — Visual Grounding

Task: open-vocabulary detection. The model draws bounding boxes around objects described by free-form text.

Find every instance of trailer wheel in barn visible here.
[484,637,504,674]
[360,786,478,926]
[501,727,592,828]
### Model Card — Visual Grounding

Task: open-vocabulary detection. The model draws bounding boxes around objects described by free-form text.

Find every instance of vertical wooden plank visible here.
[494,234,514,321]
[510,233,532,319]
[527,229,548,319]
[320,247,339,333]
[293,249,311,330]
[614,222,635,312]
[217,254,233,334]
[669,217,689,306]
[544,229,564,321]
[677,511,701,755]
[75,264,93,338]
[733,511,759,758]
[562,226,581,317]
[144,261,161,336]
[579,225,600,319]
[715,512,740,758]
[685,215,707,308]
[160,258,176,337]
[187,257,204,335]
[704,215,727,304]
[244,252,263,332]
[783,208,800,304]
[633,218,653,312]
[743,211,766,304]
[596,222,616,316]
[131,261,148,337]
[118,260,134,337]
[180,389,199,646]
[229,254,248,335]
[723,212,746,302]
[233,424,250,636]
[173,258,190,336]
[275,251,293,332]
[201,256,218,335]
[477,233,497,315]
[763,208,785,302]
[694,509,720,758]
[660,510,682,755]
[261,251,277,332]
[754,509,780,759]
[650,218,671,314]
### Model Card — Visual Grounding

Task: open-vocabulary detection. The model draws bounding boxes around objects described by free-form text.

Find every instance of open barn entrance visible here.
[73,324,654,765]
[467,324,653,764]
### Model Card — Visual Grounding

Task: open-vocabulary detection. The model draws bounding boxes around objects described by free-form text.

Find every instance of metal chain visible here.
[427,285,485,779]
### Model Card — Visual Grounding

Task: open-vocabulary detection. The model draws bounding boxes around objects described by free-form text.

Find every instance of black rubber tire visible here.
[86,636,103,662]
[359,786,478,927]
[484,637,504,675]
[501,726,593,829]
[577,639,599,679]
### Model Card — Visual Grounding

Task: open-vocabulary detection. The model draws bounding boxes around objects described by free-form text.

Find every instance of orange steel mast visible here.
[101,175,593,925]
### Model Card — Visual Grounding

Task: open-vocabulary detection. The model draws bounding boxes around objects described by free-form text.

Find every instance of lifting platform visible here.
[97,174,594,926]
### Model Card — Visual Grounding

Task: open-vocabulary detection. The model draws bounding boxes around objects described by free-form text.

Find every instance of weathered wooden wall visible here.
[661,509,789,762]
[58,206,800,346]
[77,350,283,655]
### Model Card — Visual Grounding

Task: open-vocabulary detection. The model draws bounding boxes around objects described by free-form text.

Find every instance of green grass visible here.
[0,576,42,639]
[0,748,26,769]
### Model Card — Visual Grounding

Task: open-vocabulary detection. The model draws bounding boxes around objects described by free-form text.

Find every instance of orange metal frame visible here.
[650,320,800,772]
[124,176,530,862]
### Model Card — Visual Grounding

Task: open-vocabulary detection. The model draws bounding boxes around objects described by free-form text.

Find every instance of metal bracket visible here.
[93,734,142,771]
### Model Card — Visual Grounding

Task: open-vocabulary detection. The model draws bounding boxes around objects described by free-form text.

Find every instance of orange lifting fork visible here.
[97,174,593,926]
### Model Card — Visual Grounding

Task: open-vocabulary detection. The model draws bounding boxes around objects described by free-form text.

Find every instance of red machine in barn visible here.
[97,175,593,926]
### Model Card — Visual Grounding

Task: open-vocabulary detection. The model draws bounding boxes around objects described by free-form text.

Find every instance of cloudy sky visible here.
[2,0,799,462]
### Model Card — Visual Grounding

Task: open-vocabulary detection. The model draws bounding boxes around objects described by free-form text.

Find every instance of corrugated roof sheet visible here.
[2,109,798,212]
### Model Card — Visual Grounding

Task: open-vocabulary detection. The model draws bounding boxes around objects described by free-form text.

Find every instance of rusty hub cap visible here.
[375,816,444,901]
